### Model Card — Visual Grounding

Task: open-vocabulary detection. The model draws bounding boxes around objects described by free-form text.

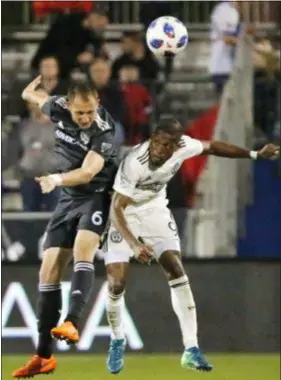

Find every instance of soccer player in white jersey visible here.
[103,117,279,374]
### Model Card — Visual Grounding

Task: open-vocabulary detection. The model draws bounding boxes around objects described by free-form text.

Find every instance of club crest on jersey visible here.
[110,231,123,243]
[101,142,112,153]
[168,221,177,232]
[80,132,90,145]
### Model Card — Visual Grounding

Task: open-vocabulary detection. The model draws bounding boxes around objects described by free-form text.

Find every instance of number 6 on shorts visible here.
[91,211,103,226]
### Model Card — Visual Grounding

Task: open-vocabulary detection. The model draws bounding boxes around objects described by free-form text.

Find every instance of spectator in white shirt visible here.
[209,1,241,96]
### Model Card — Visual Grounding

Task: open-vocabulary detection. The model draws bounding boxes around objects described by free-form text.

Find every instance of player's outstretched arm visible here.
[110,192,153,264]
[35,151,104,192]
[21,75,49,108]
[202,141,279,160]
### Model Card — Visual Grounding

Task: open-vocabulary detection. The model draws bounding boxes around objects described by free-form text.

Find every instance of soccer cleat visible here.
[107,338,126,374]
[181,346,213,372]
[51,321,79,344]
[12,355,57,378]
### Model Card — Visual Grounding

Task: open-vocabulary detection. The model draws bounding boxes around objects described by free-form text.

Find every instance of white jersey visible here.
[113,135,204,211]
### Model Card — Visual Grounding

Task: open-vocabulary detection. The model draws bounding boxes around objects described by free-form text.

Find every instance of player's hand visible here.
[258,144,280,159]
[30,75,42,90]
[35,176,57,193]
[132,242,153,264]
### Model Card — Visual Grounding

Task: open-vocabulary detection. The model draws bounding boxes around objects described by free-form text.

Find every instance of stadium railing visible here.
[188,27,254,258]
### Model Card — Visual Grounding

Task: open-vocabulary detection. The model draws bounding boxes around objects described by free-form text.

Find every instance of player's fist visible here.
[258,144,280,159]
[132,242,153,264]
[35,176,57,193]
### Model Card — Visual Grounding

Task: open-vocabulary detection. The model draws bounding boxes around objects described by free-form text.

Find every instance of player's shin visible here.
[65,261,95,327]
[106,287,125,340]
[65,230,98,327]
[37,284,62,358]
[169,275,198,349]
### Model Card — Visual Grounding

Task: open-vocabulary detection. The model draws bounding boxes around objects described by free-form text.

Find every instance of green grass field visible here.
[2,354,280,380]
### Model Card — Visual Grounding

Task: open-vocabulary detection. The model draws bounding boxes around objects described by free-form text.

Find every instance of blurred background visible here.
[1,1,280,379]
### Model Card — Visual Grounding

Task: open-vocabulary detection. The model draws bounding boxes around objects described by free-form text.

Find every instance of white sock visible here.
[169,275,198,350]
[106,290,125,340]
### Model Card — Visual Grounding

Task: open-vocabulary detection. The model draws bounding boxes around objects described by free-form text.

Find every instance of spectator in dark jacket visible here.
[89,58,125,125]
[19,56,68,119]
[4,90,59,211]
[112,32,160,85]
[119,65,152,145]
[38,56,68,94]
[31,11,108,79]
[89,58,125,148]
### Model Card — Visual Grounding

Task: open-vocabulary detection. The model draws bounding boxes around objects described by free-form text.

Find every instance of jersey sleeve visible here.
[113,155,141,198]
[90,131,116,160]
[181,135,204,160]
[41,95,66,120]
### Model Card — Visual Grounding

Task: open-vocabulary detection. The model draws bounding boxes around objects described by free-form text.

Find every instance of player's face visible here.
[68,94,99,129]
[149,132,179,169]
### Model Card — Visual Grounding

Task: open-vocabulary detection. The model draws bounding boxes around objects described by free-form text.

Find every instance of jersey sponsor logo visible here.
[110,231,123,243]
[136,182,165,193]
[101,142,112,153]
[80,132,90,145]
[55,129,88,152]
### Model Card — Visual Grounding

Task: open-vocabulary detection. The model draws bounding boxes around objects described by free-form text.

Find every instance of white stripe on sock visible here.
[39,284,61,292]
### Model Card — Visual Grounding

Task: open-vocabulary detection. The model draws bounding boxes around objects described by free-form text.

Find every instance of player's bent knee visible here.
[159,250,186,281]
[74,229,100,262]
[108,279,126,296]
[106,261,129,295]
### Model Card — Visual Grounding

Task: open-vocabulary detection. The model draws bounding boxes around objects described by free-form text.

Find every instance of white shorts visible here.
[103,206,181,265]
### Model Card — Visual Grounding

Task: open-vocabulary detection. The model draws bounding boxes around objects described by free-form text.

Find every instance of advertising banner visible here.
[2,263,280,354]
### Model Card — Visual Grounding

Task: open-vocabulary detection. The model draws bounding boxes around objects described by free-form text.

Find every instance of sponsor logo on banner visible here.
[1,281,143,351]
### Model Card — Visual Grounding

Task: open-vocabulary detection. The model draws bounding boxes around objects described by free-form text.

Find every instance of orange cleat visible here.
[12,355,56,378]
[51,321,79,344]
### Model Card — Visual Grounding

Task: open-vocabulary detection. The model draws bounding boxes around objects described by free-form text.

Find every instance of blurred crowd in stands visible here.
[2,1,280,212]
[209,1,280,146]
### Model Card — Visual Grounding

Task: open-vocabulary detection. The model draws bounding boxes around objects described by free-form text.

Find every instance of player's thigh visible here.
[141,207,181,260]
[43,201,76,251]
[39,247,73,284]
[73,229,100,262]
[106,262,130,295]
[103,215,140,266]
[75,195,110,261]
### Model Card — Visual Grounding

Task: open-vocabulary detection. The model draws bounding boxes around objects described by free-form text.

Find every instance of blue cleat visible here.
[107,339,126,374]
[181,346,213,372]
